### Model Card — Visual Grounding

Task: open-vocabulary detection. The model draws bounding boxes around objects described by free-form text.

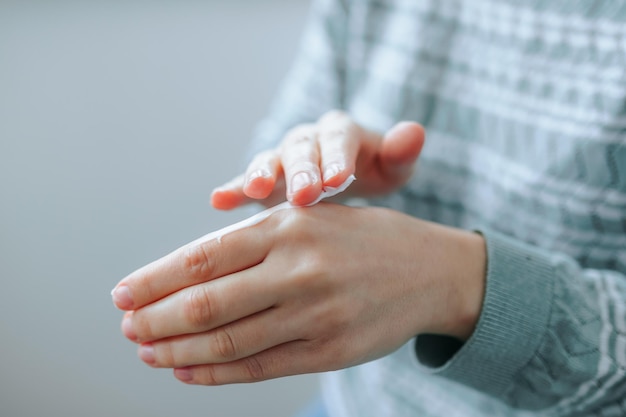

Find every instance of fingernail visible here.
[248,169,271,181]
[111,285,133,310]
[139,343,156,366]
[291,172,314,193]
[246,169,272,189]
[175,368,193,383]
[323,164,343,182]
[122,314,137,342]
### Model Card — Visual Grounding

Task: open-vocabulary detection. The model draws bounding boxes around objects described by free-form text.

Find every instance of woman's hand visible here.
[112,204,486,385]
[211,111,425,209]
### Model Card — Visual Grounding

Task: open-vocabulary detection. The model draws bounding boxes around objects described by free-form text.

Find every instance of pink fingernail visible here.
[249,169,271,181]
[291,172,314,193]
[139,343,156,366]
[175,368,193,383]
[111,285,133,310]
[323,164,343,182]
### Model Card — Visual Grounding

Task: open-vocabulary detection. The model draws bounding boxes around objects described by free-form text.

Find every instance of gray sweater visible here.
[251,0,626,415]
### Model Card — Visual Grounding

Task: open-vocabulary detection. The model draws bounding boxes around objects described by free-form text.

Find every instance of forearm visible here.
[413,227,626,415]
[404,219,487,342]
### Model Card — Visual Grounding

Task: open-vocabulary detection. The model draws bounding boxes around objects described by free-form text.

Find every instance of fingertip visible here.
[211,188,244,210]
[286,170,323,206]
[387,120,424,134]
[322,163,355,188]
[138,343,156,367]
[386,121,425,144]
[122,311,138,342]
[211,175,248,210]
[243,173,275,200]
[111,284,134,310]
[288,182,323,206]
[382,121,425,165]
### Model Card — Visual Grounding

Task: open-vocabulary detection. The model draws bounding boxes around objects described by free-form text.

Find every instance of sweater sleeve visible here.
[414,227,626,415]
[246,0,348,160]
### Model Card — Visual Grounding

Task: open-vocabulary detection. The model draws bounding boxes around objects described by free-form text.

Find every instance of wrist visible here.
[424,223,487,341]
[453,229,487,341]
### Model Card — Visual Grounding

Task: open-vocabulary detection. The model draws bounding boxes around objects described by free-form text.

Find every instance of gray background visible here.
[0,1,319,416]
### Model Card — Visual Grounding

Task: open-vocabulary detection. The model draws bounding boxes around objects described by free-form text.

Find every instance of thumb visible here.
[379,121,425,180]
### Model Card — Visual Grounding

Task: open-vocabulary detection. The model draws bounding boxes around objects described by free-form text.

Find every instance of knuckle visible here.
[283,160,319,176]
[309,302,351,337]
[318,109,348,124]
[286,134,314,148]
[183,243,217,282]
[159,342,177,367]
[183,286,216,327]
[291,251,328,285]
[132,313,154,342]
[202,365,220,386]
[243,356,266,381]
[318,110,355,143]
[323,310,349,334]
[212,327,238,361]
[322,340,352,370]
[320,127,347,142]
[283,125,316,147]
[271,208,310,236]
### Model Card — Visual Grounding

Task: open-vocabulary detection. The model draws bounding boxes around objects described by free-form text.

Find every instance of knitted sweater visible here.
[250,0,626,415]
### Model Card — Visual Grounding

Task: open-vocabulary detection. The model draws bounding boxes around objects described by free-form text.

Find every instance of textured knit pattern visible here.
[250,0,626,415]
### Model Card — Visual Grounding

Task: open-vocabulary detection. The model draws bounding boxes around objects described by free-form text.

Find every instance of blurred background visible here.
[0,1,318,416]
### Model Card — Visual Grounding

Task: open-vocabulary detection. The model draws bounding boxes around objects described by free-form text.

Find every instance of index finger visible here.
[316,110,360,188]
[111,222,271,311]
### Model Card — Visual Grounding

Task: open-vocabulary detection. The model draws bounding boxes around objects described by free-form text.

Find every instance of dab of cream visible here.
[187,175,356,247]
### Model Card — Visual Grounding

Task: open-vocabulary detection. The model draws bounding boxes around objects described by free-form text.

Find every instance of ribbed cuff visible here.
[413,228,556,398]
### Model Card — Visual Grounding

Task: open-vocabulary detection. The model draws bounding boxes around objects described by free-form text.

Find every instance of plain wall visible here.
[0,1,319,416]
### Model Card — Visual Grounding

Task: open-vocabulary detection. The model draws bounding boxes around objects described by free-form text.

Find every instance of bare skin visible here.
[112,110,486,385]
[211,110,426,208]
